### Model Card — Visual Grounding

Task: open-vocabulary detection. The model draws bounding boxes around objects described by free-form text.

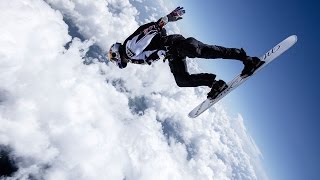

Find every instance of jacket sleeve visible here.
[125,22,161,42]
[156,16,170,28]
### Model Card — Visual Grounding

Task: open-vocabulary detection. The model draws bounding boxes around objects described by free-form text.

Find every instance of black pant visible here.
[164,34,245,87]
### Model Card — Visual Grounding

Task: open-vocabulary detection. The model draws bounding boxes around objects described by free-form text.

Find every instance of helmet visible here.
[108,42,121,63]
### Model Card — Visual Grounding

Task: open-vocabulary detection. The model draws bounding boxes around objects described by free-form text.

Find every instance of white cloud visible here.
[0,0,266,179]
[46,0,140,49]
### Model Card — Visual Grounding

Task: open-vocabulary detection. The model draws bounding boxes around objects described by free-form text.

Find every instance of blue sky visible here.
[176,0,319,179]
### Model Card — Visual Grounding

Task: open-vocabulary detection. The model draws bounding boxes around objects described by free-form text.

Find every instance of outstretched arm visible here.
[157,6,185,28]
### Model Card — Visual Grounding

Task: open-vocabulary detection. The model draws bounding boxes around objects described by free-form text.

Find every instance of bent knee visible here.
[175,80,189,87]
[173,74,191,87]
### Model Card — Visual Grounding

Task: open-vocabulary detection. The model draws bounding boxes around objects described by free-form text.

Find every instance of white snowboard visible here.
[188,35,298,118]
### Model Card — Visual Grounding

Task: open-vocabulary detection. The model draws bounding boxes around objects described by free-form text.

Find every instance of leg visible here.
[165,35,229,98]
[169,56,228,99]
[165,35,216,87]
[174,37,247,61]
[167,35,264,77]
[168,56,216,87]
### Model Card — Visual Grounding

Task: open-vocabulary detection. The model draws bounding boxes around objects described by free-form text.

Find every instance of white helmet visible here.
[108,42,121,63]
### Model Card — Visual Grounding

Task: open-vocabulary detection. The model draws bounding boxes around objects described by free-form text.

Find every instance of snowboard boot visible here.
[207,80,228,99]
[241,56,265,77]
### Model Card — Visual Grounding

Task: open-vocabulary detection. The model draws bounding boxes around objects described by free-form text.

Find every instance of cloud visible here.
[0,0,266,179]
[46,0,140,49]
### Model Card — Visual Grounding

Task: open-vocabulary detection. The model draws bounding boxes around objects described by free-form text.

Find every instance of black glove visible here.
[167,6,185,22]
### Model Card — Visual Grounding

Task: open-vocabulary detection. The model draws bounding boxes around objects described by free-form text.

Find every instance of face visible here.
[108,44,121,63]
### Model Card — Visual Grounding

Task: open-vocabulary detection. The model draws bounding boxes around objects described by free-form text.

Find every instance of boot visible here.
[241,56,265,77]
[207,80,228,99]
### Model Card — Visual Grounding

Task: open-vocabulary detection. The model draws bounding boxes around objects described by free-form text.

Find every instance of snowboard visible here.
[188,35,298,118]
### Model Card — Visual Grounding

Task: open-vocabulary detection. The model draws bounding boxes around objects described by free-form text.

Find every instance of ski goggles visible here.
[108,51,121,63]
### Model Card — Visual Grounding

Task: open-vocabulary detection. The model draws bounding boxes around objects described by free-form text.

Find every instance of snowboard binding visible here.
[207,80,228,99]
[241,57,265,77]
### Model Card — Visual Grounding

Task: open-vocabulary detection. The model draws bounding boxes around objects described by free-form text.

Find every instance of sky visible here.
[0,0,266,180]
[0,0,318,180]
[176,0,319,180]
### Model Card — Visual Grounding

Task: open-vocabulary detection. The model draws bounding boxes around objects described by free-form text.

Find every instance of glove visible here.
[146,50,167,65]
[117,60,127,69]
[163,53,174,63]
[167,6,185,22]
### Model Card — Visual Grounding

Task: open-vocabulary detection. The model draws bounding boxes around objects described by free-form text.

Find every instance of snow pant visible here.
[164,34,246,87]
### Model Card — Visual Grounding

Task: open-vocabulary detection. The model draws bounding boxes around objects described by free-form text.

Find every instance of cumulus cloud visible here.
[46,0,140,49]
[0,0,266,179]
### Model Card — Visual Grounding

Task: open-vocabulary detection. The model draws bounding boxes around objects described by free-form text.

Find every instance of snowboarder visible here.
[108,7,264,98]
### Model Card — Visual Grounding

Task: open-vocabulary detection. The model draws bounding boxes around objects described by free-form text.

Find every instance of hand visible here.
[167,6,185,22]
[163,53,174,62]
[145,50,167,65]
